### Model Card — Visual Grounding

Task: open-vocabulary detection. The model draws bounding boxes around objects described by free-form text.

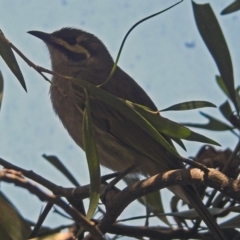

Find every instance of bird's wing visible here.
[88,95,183,172]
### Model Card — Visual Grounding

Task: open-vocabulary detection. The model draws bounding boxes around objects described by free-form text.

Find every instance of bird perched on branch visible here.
[28,28,226,240]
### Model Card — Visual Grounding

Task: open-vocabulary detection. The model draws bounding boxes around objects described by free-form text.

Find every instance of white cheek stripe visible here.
[52,37,90,58]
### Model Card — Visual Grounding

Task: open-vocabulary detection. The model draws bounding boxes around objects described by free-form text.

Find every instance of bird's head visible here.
[28,28,114,77]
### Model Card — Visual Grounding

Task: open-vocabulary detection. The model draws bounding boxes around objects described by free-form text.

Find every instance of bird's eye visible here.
[67,38,77,45]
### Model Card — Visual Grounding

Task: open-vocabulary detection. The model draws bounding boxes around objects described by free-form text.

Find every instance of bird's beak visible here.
[27,31,52,43]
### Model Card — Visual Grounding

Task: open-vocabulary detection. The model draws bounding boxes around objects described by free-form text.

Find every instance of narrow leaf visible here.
[0,30,27,91]
[216,76,230,98]
[236,86,240,110]
[145,192,170,226]
[183,111,234,131]
[82,91,100,220]
[127,102,220,146]
[161,207,225,219]
[192,2,237,111]
[219,101,233,123]
[161,101,216,112]
[26,223,73,236]
[220,214,240,229]
[171,137,186,151]
[0,71,3,110]
[0,191,31,240]
[221,0,240,15]
[124,177,170,226]
[42,154,80,187]
[170,195,188,228]
[185,130,221,146]
[104,1,183,85]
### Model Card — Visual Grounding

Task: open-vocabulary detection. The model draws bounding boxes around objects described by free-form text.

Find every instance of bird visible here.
[28,28,226,240]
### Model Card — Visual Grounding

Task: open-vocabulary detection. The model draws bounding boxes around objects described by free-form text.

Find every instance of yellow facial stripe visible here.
[52,37,90,58]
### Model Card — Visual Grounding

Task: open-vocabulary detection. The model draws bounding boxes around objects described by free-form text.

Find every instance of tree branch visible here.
[0,168,104,240]
[96,168,240,237]
[1,157,240,239]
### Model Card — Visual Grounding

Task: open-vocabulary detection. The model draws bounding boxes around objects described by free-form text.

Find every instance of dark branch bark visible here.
[1,158,240,239]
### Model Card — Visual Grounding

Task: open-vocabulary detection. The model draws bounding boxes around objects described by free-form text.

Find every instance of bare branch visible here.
[1,157,239,239]
[97,168,240,235]
[0,168,104,240]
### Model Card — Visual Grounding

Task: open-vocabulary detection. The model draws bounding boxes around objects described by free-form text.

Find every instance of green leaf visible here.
[216,76,230,98]
[170,195,187,228]
[183,111,234,131]
[161,101,216,112]
[192,2,237,111]
[127,102,220,146]
[0,30,27,92]
[171,137,186,151]
[0,191,31,240]
[170,195,181,213]
[26,223,72,238]
[161,207,225,220]
[184,129,221,146]
[221,0,240,15]
[68,76,180,157]
[42,154,80,187]
[219,101,233,123]
[82,91,100,220]
[145,191,170,226]
[0,71,3,110]
[128,206,228,221]
[123,177,170,226]
[220,214,240,229]
[236,86,240,110]
[104,1,183,85]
